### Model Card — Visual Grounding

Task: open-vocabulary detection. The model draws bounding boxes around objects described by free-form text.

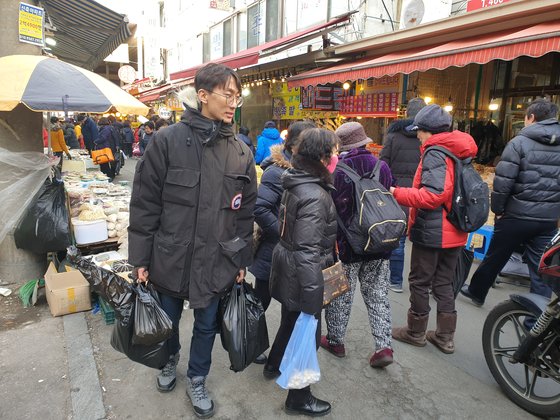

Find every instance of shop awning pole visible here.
[47,111,52,156]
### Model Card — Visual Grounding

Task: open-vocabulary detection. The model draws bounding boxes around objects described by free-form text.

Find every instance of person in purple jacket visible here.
[320,121,395,368]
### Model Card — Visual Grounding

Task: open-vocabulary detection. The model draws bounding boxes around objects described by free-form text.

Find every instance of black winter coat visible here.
[249,144,291,281]
[492,118,560,221]
[380,119,420,188]
[128,107,257,309]
[269,155,337,315]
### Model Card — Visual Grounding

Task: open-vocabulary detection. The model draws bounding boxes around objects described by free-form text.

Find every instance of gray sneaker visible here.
[156,353,180,392]
[186,376,215,418]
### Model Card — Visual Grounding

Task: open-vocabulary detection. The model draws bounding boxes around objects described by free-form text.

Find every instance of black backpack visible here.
[335,160,407,255]
[426,146,489,233]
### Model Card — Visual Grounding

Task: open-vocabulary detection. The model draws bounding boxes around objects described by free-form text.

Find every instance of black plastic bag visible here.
[15,172,71,253]
[67,251,170,369]
[133,283,173,346]
[454,248,474,298]
[219,282,269,372]
[108,279,169,369]
[69,252,136,325]
[111,314,170,370]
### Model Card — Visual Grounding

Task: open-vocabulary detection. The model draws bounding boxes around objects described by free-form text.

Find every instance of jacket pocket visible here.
[211,237,247,293]
[222,173,249,210]
[150,234,191,295]
[162,168,200,206]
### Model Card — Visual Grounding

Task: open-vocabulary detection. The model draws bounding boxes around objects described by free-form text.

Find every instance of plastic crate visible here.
[97,296,115,325]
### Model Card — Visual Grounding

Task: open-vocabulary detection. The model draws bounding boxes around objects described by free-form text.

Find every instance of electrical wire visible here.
[380,0,395,31]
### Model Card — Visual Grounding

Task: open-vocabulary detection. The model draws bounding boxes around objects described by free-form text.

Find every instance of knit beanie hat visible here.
[335,122,372,151]
[407,104,452,134]
[264,120,276,129]
[406,98,427,119]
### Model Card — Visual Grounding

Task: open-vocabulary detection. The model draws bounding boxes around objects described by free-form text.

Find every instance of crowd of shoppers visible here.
[124,60,560,419]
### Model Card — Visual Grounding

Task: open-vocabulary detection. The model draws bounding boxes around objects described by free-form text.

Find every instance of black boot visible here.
[263,364,280,380]
[285,387,331,417]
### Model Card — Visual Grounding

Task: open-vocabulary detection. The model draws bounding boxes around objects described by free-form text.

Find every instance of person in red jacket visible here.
[389,104,478,354]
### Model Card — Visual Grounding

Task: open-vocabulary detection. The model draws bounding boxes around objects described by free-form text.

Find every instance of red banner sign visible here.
[467,0,511,12]
[340,93,398,117]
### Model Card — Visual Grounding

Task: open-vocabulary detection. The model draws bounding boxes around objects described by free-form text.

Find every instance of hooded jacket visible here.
[249,144,291,280]
[81,117,98,150]
[128,103,257,309]
[255,127,282,164]
[269,155,337,315]
[94,125,117,153]
[492,118,560,221]
[63,123,80,149]
[393,130,478,248]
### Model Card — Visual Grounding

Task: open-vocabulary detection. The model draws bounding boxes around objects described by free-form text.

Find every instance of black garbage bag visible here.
[219,282,269,372]
[67,250,170,369]
[453,248,474,298]
[69,251,135,325]
[15,172,72,253]
[132,283,173,346]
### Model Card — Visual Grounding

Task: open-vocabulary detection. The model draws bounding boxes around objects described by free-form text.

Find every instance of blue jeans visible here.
[389,235,406,287]
[159,293,220,378]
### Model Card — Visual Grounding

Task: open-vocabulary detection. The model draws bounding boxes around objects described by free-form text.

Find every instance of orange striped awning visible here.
[288,21,560,87]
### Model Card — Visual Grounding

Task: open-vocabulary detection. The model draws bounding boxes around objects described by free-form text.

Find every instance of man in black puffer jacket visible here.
[461,99,560,306]
[380,98,426,292]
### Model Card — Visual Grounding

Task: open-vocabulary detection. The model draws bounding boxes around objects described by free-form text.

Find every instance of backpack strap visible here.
[335,161,363,183]
[425,145,459,163]
[371,159,382,180]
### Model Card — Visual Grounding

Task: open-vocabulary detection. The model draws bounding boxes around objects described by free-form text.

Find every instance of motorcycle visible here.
[483,231,560,417]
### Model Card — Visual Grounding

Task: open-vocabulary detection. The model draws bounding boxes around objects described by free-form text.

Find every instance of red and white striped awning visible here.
[288,21,560,87]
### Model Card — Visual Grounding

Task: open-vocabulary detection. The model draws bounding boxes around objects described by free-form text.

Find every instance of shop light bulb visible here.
[444,104,453,113]
[424,96,432,104]
[356,116,363,120]
[242,87,251,97]
[343,82,350,90]
[45,37,57,46]
[489,102,499,111]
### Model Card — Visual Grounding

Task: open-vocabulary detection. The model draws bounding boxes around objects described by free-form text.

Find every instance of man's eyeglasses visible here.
[208,90,244,108]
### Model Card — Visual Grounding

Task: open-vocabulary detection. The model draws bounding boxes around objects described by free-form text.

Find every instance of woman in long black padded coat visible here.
[267,128,339,417]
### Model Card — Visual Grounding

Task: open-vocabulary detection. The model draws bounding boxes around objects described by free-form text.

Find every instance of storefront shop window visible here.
[510,55,553,89]
[223,19,232,56]
[266,0,280,42]
[238,12,248,51]
[247,1,265,48]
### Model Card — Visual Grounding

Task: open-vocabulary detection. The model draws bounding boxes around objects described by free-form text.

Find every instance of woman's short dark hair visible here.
[239,126,250,135]
[526,98,559,122]
[145,121,155,130]
[294,128,339,162]
[50,116,59,124]
[98,117,110,126]
[285,121,316,153]
[195,63,241,93]
[155,118,169,130]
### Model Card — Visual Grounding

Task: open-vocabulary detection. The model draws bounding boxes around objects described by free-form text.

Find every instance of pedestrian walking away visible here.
[322,121,395,368]
[390,104,478,355]
[121,120,135,157]
[460,98,560,307]
[128,62,257,419]
[94,117,118,181]
[381,98,426,293]
[249,120,315,367]
[255,120,282,165]
[268,128,338,417]
[79,114,98,155]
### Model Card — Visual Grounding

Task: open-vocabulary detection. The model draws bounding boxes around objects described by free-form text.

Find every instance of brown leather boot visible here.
[392,310,429,347]
[426,312,457,354]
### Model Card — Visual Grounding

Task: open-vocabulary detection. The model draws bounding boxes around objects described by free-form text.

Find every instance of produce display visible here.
[64,171,131,246]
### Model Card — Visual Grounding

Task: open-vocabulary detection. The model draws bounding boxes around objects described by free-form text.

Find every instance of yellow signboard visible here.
[272,83,340,120]
[19,2,44,46]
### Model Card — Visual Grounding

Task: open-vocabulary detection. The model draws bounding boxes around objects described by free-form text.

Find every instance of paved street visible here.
[0,159,536,419]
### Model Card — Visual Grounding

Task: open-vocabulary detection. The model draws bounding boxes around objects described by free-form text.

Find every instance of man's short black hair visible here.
[294,128,339,162]
[285,121,316,153]
[239,126,250,135]
[195,63,241,93]
[145,121,155,130]
[77,114,86,122]
[526,98,559,122]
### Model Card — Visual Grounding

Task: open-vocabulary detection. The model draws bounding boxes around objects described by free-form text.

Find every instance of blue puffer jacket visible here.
[249,144,291,281]
[255,127,282,164]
